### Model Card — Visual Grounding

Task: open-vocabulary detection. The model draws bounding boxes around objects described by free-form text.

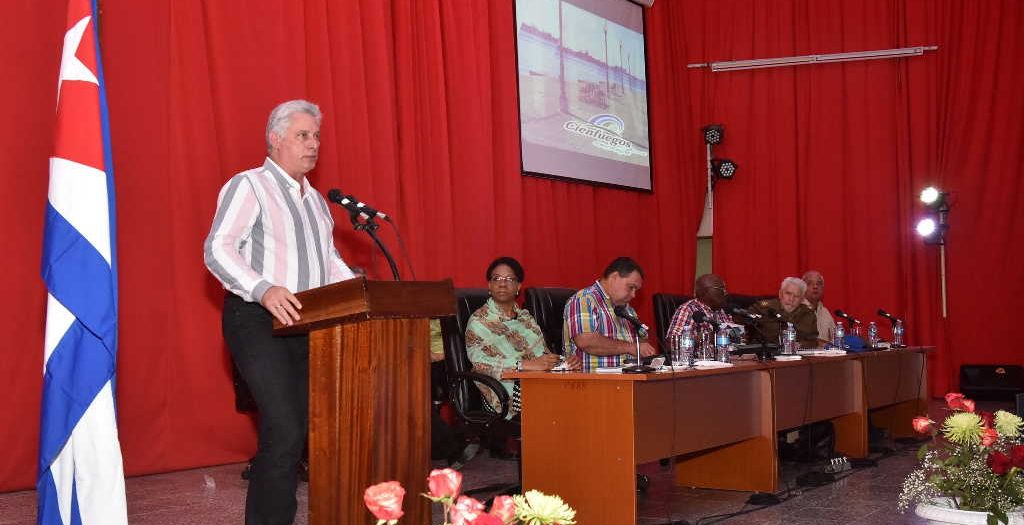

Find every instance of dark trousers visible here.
[223,295,309,525]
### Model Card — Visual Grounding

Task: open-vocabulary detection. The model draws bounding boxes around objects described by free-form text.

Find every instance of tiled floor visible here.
[3,399,1006,524]
[0,446,930,525]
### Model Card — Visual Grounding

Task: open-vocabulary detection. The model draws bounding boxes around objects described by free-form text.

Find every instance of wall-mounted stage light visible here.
[702,125,724,146]
[711,158,738,182]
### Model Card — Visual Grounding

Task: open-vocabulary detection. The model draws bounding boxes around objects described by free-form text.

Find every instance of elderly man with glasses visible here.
[750,277,819,349]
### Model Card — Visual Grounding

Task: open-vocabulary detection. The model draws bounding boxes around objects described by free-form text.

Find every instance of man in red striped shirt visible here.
[204,99,356,525]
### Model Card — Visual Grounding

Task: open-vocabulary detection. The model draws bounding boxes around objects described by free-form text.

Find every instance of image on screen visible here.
[515,0,651,191]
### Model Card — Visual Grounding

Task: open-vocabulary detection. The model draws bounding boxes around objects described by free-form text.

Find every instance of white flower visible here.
[995,411,1023,438]
[513,490,576,525]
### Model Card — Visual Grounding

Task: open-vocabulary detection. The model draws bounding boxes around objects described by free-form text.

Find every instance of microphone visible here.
[834,309,861,325]
[614,306,649,337]
[877,309,902,324]
[327,189,389,221]
[727,305,762,320]
[692,311,721,331]
[614,306,654,374]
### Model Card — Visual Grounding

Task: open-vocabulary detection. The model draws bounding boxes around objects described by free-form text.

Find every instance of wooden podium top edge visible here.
[273,277,455,335]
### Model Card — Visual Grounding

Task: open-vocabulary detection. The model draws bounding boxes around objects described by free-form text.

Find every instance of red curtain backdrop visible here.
[1,0,1020,492]
[0,0,704,491]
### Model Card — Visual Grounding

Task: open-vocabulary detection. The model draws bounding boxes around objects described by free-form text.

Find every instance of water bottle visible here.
[715,325,731,363]
[893,320,905,347]
[784,322,797,355]
[675,326,694,365]
[683,327,697,367]
[867,321,879,348]
[834,321,845,350]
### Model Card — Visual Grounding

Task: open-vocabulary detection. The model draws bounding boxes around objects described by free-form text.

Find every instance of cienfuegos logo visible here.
[563,114,648,157]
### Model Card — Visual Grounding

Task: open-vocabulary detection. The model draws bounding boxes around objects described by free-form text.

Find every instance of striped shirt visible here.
[666,299,732,339]
[204,158,355,303]
[562,281,642,371]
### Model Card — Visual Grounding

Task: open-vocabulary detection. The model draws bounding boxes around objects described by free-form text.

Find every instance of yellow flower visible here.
[942,412,984,445]
[995,410,1023,438]
[513,490,577,525]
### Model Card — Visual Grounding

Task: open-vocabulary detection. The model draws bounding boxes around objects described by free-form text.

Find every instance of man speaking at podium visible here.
[204,100,356,525]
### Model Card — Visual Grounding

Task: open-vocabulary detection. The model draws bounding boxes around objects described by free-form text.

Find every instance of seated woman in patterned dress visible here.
[465,256,580,424]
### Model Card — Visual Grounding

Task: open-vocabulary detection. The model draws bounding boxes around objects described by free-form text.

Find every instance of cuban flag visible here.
[38,0,127,523]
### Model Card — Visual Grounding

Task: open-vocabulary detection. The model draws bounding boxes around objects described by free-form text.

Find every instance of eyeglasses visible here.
[709,285,728,294]
[489,275,518,283]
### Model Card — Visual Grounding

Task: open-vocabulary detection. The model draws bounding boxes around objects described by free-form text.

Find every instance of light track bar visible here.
[687,46,937,72]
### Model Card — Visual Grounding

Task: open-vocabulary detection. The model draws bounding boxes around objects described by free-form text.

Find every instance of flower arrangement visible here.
[363,468,576,525]
[899,392,1024,524]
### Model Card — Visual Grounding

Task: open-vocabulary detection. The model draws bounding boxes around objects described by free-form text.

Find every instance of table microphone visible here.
[834,309,861,325]
[614,306,654,374]
[692,311,721,331]
[727,305,762,320]
[877,309,902,323]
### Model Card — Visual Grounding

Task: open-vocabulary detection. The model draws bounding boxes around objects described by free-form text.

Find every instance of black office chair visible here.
[441,289,512,436]
[440,288,521,496]
[652,293,692,352]
[523,287,578,355]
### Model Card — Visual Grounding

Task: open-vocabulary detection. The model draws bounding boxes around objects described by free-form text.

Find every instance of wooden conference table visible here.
[507,347,930,525]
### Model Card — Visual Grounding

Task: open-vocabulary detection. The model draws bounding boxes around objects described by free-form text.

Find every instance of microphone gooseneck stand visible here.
[738,316,773,361]
[617,307,654,374]
[346,211,401,281]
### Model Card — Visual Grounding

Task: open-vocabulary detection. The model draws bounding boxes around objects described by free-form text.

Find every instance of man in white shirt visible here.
[204,99,356,525]
[802,270,836,344]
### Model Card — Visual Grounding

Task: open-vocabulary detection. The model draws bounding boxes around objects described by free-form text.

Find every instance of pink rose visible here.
[489,495,516,523]
[981,427,999,447]
[427,468,463,499]
[989,451,1012,475]
[962,398,976,413]
[912,416,932,434]
[450,495,485,525]
[945,392,966,410]
[363,481,405,521]
[470,515,505,525]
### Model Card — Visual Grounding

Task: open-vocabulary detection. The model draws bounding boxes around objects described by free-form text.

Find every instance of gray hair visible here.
[266,100,322,153]
[780,277,807,295]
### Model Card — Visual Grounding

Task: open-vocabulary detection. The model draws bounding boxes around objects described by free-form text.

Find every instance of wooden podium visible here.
[274,277,455,525]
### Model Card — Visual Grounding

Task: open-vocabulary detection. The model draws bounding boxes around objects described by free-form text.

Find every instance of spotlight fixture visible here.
[702,125,724,146]
[914,186,952,319]
[915,186,950,245]
[915,218,937,238]
[711,159,738,181]
[919,186,948,210]
[919,187,940,204]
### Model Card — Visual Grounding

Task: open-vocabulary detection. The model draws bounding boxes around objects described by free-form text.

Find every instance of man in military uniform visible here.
[749,277,818,348]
